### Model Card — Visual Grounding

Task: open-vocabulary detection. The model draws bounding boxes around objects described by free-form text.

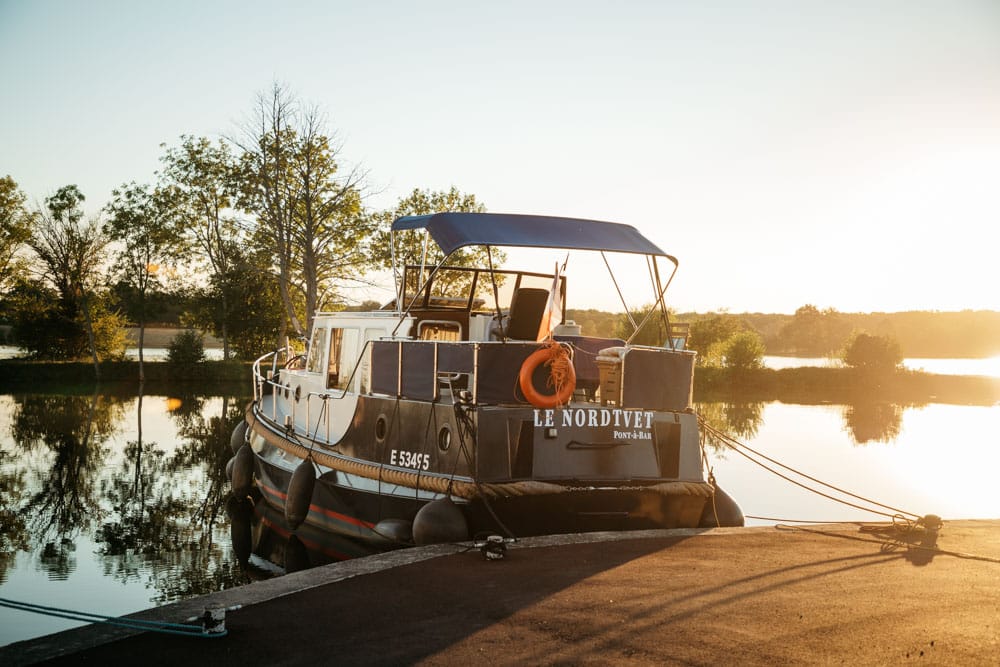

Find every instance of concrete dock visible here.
[4,520,999,665]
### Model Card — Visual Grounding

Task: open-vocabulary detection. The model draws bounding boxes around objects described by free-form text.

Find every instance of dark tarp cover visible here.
[391,212,668,258]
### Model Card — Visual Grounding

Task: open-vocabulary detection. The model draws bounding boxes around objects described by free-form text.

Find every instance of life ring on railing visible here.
[519,345,576,409]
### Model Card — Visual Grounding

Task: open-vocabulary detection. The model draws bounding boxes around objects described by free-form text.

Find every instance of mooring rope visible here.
[699,416,923,522]
[0,597,233,637]
[774,524,1000,564]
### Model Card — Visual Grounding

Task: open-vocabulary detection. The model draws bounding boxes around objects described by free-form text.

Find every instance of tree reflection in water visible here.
[0,387,251,602]
[154,391,250,602]
[696,400,765,452]
[0,449,29,584]
[8,392,121,579]
[842,401,904,445]
[96,389,251,603]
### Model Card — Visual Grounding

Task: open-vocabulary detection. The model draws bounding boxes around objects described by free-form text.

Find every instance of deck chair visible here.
[503,287,550,340]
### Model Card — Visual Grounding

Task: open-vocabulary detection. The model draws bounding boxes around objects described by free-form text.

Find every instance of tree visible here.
[687,314,744,366]
[185,249,283,360]
[27,186,113,371]
[841,332,902,373]
[234,84,373,337]
[104,183,184,381]
[159,136,242,360]
[720,330,766,372]
[368,187,499,301]
[613,303,673,346]
[370,187,491,268]
[778,304,852,356]
[0,175,33,297]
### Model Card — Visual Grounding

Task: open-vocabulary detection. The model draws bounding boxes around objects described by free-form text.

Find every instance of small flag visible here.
[537,260,564,341]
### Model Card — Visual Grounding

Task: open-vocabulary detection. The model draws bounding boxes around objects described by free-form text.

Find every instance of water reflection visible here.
[0,386,252,645]
[0,450,29,585]
[842,401,903,445]
[698,392,908,447]
[10,393,121,575]
[697,400,765,443]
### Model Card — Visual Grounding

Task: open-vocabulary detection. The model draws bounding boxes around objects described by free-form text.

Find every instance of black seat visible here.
[504,287,549,340]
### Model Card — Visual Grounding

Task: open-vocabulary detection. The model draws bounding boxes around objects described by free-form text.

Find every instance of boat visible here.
[229,212,743,560]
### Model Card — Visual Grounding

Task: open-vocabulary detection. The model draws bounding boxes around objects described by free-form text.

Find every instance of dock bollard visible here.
[199,605,241,635]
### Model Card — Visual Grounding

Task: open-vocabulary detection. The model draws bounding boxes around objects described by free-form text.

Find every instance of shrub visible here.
[7,278,127,360]
[721,331,766,372]
[168,329,206,366]
[613,304,670,347]
[841,332,902,372]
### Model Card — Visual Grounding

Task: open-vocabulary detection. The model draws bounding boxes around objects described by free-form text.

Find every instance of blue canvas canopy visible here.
[392,212,670,258]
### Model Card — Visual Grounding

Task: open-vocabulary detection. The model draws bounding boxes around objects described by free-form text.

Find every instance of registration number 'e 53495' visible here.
[390,449,430,471]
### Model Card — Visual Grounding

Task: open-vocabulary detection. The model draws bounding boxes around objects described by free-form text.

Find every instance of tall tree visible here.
[234,84,372,337]
[28,186,109,375]
[159,136,241,360]
[104,182,183,381]
[0,175,33,297]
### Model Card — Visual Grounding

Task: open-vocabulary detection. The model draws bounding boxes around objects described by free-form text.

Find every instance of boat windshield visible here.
[402,264,565,313]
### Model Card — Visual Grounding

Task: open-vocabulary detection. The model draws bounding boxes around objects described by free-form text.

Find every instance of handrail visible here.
[252,340,377,441]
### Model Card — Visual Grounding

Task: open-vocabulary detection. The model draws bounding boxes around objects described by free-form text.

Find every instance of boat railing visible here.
[252,340,377,440]
[367,338,696,411]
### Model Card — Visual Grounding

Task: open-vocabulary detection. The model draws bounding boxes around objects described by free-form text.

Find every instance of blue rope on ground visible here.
[0,597,228,638]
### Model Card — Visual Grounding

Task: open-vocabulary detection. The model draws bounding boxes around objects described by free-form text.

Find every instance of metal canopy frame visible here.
[389,212,679,346]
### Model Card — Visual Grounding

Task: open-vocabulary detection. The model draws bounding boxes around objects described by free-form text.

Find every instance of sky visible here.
[2,1,999,314]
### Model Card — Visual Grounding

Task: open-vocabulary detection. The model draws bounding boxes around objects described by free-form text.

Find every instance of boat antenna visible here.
[390,226,401,316]
[602,251,637,330]
[627,254,679,345]
[486,245,506,342]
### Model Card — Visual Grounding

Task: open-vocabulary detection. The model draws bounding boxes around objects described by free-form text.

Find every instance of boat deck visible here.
[7,520,999,665]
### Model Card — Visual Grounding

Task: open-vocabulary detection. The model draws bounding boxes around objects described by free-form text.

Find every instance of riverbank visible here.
[0,359,252,390]
[696,366,1000,406]
[1,360,997,406]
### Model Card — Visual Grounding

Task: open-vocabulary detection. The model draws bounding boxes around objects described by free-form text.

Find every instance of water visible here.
[0,389,251,646]
[703,401,1000,525]
[764,355,1000,377]
[0,346,225,361]
[1,385,998,646]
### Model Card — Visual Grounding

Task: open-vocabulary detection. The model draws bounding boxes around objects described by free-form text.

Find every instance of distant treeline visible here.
[566,307,1000,359]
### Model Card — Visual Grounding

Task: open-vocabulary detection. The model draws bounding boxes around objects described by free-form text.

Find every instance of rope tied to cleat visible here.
[0,597,239,637]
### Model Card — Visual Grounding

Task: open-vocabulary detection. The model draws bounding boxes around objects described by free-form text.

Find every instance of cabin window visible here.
[327,328,360,390]
[359,328,384,394]
[306,328,327,374]
[418,320,462,341]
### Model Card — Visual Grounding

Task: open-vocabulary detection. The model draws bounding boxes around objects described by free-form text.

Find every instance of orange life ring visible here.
[519,346,576,408]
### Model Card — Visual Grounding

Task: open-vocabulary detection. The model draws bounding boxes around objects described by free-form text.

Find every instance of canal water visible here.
[1,385,998,646]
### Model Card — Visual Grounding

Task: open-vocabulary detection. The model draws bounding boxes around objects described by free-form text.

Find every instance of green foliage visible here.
[687,315,744,366]
[841,332,902,372]
[777,305,853,356]
[159,136,242,354]
[369,187,493,272]
[613,304,672,346]
[87,299,128,361]
[103,183,184,323]
[168,329,206,366]
[8,279,85,359]
[0,175,33,296]
[7,279,126,361]
[233,87,373,335]
[184,251,284,360]
[720,330,766,372]
[564,309,619,339]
